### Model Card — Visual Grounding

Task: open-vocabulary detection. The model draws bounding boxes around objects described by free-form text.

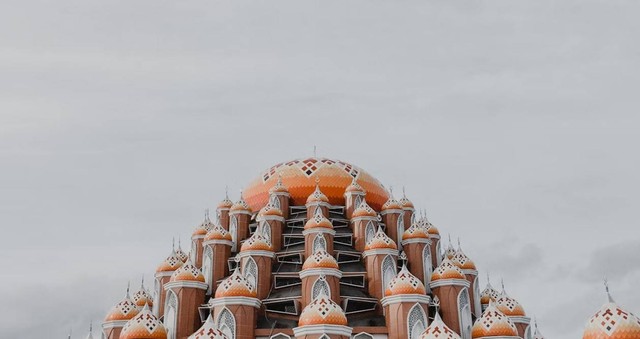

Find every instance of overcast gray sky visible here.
[2,0,640,337]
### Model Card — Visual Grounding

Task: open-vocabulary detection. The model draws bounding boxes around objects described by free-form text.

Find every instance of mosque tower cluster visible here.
[92,157,638,339]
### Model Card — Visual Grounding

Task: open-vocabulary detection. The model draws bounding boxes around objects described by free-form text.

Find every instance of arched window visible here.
[164,290,178,339]
[203,246,213,294]
[312,277,331,299]
[269,194,281,210]
[314,205,322,216]
[262,222,272,245]
[381,255,397,292]
[216,308,236,339]
[354,195,362,209]
[244,257,258,291]
[473,276,482,318]
[407,304,428,339]
[458,288,472,339]
[229,216,238,252]
[270,333,290,339]
[422,244,432,292]
[353,333,374,339]
[365,221,375,245]
[312,233,327,253]
[397,214,405,251]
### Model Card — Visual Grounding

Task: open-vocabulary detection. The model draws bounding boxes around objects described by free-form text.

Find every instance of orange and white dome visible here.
[419,312,461,339]
[306,183,329,204]
[425,222,440,235]
[120,304,167,339]
[495,288,526,317]
[298,292,348,326]
[304,208,333,230]
[105,288,139,321]
[188,314,228,339]
[192,216,213,237]
[451,247,476,270]
[480,280,499,305]
[204,223,233,242]
[240,233,273,252]
[175,243,189,263]
[217,193,234,209]
[431,258,466,281]
[352,199,377,218]
[156,249,183,273]
[381,191,402,211]
[214,268,257,298]
[583,288,640,339]
[132,279,153,308]
[345,177,365,193]
[230,197,251,213]
[302,250,339,270]
[472,301,519,338]
[399,189,414,209]
[403,222,430,241]
[258,203,283,218]
[243,157,389,211]
[385,264,426,296]
[170,258,205,283]
[364,227,397,251]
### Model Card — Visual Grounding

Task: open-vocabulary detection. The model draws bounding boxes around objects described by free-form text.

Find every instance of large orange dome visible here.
[243,157,389,211]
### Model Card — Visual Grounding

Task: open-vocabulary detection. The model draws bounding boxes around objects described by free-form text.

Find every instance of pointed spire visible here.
[313,145,317,158]
[500,278,506,294]
[604,276,615,303]
[205,208,211,221]
[457,237,461,251]
[126,281,131,298]
[172,237,176,251]
[225,185,229,199]
[141,275,145,289]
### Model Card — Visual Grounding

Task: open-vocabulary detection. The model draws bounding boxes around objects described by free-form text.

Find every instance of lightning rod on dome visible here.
[604,276,614,303]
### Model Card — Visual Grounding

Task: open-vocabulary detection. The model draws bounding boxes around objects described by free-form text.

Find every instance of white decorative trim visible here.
[380,294,431,307]
[192,235,205,240]
[101,320,128,330]
[271,192,291,197]
[362,248,398,258]
[350,216,378,223]
[430,279,470,289]
[402,207,415,212]
[293,324,353,337]
[462,269,478,276]
[302,228,336,236]
[209,296,262,308]
[229,210,252,216]
[344,191,366,198]
[380,209,403,215]
[237,250,276,259]
[155,271,174,278]
[257,215,285,222]
[429,234,441,240]
[217,207,230,211]
[509,316,531,324]
[164,280,208,290]
[401,238,430,246]
[299,268,343,279]
[306,201,331,208]
[203,239,234,247]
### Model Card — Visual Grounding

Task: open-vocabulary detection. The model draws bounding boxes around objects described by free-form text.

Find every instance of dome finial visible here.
[432,295,440,313]
[402,186,406,198]
[225,185,229,199]
[313,145,317,158]
[172,237,175,252]
[126,281,131,298]
[141,274,145,289]
[604,276,615,303]
[205,208,210,221]
[457,237,461,250]
[501,278,506,294]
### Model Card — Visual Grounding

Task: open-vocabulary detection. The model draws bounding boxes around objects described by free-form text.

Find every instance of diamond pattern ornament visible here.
[385,264,426,296]
[583,302,640,339]
[188,314,228,339]
[472,301,519,338]
[298,292,347,326]
[420,312,462,339]
[120,304,167,339]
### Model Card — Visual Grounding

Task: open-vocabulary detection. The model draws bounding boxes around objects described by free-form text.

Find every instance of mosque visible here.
[90,157,639,339]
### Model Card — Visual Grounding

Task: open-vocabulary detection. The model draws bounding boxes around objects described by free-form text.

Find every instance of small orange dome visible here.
[425,222,440,235]
[156,250,183,273]
[258,203,283,217]
[495,290,526,317]
[480,281,500,305]
[170,258,205,283]
[451,249,476,270]
[403,223,430,240]
[175,246,189,263]
[304,208,333,230]
[131,280,153,308]
[385,265,426,296]
[352,199,377,218]
[214,268,256,298]
[204,224,232,242]
[217,194,234,209]
[345,177,365,193]
[192,216,213,236]
[120,304,167,339]
[472,302,519,338]
[365,227,397,251]
[240,233,273,252]
[306,184,329,204]
[381,191,402,210]
[105,289,139,321]
[399,189,414,209]
[188,314,228,339]
[298,293,347,326]
[269,175,289,194]
[302,250,339,270]
[431,258,466,281]
[419,312,462,339]
[230,197,251,212]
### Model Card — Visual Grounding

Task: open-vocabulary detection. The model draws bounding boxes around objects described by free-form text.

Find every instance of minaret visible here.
[257,198,285,252]
[163,258,208,339]
[398,187,415,235]
[380,264,431,339]
[401,221,432,291]
[191,211,214,268]
[153,246,184,317]
[350,198,379,252]
[238,232,275,299]
[380,189,404,250]
[102,285,139,339]
[209,268,261,339]
[293,292,352,339]
[451,240,481,318]
[495,280,530,338]
[429,258,471,337]
[306,179,330,219]
[131,276,153,309]
[120,304,167,339]
[299,249,342,307]
[303,206,336,258]
[269,174,291,219]
[85,323,94,339]
[228,195,252,252]
[423,213,442,268]
[362,226,399,301]
[202,223,233,295]
[217,188,234,230]
[471,301,519,339]
[344,177,366,219]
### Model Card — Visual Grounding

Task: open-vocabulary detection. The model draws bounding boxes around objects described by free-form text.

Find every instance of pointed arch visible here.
[524,325,532,339]
[243,257,258,291]
[319,335,330,339]
[164,289,178,339]
[407,303,428,339]
[381,255,397,292]
[270,333,290,339]
[203,245,214,294]
[312,233,327,253]
[354,195,362,210]
[353,333,374,339]
[314,205,322,217]
[422,244,432,292]
[458,288,472,339]
[229,215,238,252]
[397,213,405,251]
[216,307,236,339]
[312,277,331,299]
[365,220,376,245]
[262,221,272,245]
[269,194,281,210]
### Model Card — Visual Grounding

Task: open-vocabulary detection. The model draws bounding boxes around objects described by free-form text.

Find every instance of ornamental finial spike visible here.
[605,276,615,303]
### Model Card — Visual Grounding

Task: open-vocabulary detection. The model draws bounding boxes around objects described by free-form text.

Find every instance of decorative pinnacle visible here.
[501,278,506,293]
[225,185,229,199]
[89,322,92,335]
[431,295,441,313]
[457,237,462,250]
[604,276,615,303]
[402,186,407,198]
[126,281,131,297]
[172,237,175,251]
[141,275,145,288]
